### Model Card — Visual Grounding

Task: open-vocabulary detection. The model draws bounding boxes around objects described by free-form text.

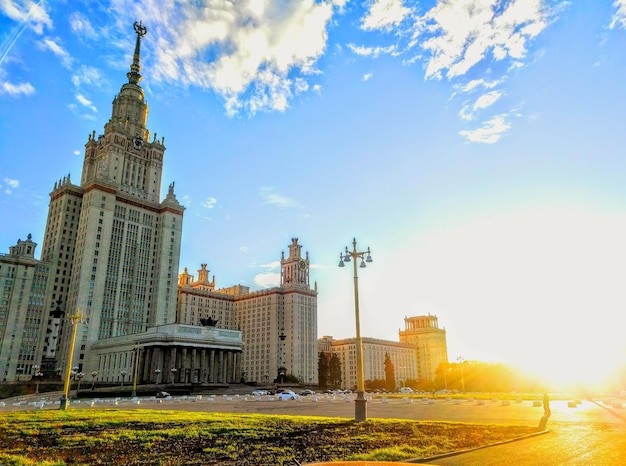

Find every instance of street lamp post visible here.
[155,369,161,384]
[60,310,85,410]
[91,371,98,390]
[131,347,142,397]
[120,370,127,388]
[338,237,373,422]
[457,357,466,393]
[170,367,177,384]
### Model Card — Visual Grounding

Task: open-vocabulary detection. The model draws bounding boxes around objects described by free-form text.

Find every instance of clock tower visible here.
[280,238,310,288]
[80,21,165,203]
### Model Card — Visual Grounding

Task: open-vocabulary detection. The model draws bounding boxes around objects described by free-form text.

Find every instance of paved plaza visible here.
[2,392,625,465]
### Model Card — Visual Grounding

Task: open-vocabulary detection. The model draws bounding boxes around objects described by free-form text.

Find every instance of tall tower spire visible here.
[127,21,147,85]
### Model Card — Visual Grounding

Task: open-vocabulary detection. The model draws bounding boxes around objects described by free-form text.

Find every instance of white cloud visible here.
[420,0,553,80]
[361,0,412,31]
[69,12,98,39]
[347,43,397,58]
[202,197,217,209]
[253,260,282,288]
[2,177,19,194]
[41,38,73,68]
[71,66,105,88]
[75,94,97,112]
[458,90,503,120]
[121,0,334,115]
[457,78,501,94]
[611,0,626,29]
[254,272,281,288]
[0,80,34,96]
[0,0,52,34]
[459,114,511,143]
[363,72,373,81]
[259,186,302,208]
[473,90,502,109]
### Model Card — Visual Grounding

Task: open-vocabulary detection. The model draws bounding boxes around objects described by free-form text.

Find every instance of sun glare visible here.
[365,206,626,392]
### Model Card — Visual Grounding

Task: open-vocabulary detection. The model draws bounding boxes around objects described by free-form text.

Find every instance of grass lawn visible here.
[0,409,539,465]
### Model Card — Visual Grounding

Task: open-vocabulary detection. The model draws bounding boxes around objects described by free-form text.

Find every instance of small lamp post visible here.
[155,369,161,384]
[338,237,373,422]
[32,365,43,394]
[76,372,84,396]
[120,370,127,388]
[91,371,98,390]
[170,367,177,384]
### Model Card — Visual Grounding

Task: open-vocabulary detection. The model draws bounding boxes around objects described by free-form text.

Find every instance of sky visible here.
[2,0,626,389]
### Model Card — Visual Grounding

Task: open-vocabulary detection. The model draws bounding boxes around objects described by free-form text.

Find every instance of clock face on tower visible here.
[133,137,144,150]
[298,259,306,271]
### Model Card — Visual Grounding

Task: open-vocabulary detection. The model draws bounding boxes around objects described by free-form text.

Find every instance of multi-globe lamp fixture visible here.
[338,238,373,422]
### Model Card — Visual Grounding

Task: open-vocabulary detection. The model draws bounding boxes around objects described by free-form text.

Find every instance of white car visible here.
[252,390,268,396]
[276,390,300,401]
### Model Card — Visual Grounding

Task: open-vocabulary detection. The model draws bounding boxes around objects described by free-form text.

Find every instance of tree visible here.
[328,353,342,389]
[318,353,329,389]
[384,353,395,392]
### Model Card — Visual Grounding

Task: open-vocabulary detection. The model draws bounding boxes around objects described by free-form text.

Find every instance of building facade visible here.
[178,238,319,385]
[320,336,418,390]
[0,235,52,382]
[398,314,448,383]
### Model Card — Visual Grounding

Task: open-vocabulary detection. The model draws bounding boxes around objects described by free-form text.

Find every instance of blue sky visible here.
[2,0,626,388]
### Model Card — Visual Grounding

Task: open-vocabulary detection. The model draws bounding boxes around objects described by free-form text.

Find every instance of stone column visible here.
[191,348,197,383]
[226,351,233,383]
[234,351,241,382]
[169,347,177,383]
[200,349,207,383]
[181,348,188,383]
[218,351,225,383]
[209,350,216,383]
[150,348,159,382]
[142,347,152,382]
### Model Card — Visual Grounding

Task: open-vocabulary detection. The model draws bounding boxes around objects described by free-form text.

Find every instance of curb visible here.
[404,428,551,464]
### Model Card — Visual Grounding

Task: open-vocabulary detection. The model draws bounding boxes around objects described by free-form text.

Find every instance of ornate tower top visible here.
[281,238,310,288]
[127,21,147,85]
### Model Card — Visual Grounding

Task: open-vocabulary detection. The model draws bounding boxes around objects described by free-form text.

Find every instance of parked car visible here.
[155,391,171,398]
[276,390,300,401]
[399,387,414,394]
[251,390,268,396]
[299,389,315,396]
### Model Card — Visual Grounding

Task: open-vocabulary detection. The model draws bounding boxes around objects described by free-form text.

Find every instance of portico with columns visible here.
[88,323,243,385]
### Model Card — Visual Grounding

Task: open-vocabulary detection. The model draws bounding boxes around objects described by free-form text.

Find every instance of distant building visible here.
[0,235,51,382]
[178,238,318,385]
[320,336,418,389]
[399,314,448,382]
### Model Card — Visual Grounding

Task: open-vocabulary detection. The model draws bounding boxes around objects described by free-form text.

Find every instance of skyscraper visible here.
[41,22,184,376]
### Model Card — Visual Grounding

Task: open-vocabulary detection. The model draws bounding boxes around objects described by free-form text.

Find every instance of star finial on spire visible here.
[127,21,147,85]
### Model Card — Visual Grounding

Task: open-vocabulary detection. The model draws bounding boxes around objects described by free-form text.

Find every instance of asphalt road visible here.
[2,393,625,465]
